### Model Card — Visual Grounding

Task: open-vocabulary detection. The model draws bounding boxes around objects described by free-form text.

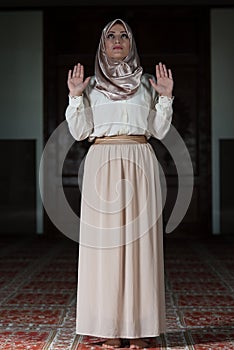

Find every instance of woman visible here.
[65,19,174,349]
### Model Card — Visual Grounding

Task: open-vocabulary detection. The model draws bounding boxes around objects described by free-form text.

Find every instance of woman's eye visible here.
[107,33,114,39]
[121,33,128,39]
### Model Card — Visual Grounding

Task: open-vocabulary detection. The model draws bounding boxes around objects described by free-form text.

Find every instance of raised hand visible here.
[149,62,174,98]
[67,63,91,97]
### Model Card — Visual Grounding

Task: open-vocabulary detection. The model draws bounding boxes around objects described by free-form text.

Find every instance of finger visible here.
[156,64,160,79]
[163,64,168,77]
[73,65,77,77]
[159,62,164,77]
[83,76,91,88]
[68,70,72,80]
[168,69,173,80]
[149,78,157,90]
[80,65,84,80]
[76,63,81,77]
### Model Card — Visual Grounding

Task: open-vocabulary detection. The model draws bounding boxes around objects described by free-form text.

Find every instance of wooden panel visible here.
[220,139,234,234]
[0,140,36,233]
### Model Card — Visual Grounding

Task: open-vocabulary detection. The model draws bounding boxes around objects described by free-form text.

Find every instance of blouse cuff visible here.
[158,95,175,105]
[68,94,83,107]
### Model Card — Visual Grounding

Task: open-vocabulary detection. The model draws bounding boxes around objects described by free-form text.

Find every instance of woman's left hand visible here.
[149,62,174,98]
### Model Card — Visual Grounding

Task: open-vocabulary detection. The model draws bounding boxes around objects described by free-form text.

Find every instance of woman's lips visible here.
[113,46,122,50]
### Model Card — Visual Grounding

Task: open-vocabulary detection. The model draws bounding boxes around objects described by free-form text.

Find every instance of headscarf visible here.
[94,19,143,100]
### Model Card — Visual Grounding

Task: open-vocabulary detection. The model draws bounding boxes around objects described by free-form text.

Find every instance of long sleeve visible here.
[65,95,94,141]
[148,95,174,140]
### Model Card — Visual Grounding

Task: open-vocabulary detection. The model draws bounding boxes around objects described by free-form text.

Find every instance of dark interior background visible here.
[1,0,233,237]
[43,5,211,236]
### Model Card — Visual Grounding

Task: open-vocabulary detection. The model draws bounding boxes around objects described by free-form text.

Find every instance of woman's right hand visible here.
[67,63,91,97]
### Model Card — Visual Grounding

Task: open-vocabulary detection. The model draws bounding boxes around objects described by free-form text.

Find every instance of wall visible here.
[0,11,43,233]
[211,8,234,233]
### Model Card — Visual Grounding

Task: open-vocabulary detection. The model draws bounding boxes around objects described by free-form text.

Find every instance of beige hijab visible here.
[94,19,143,100]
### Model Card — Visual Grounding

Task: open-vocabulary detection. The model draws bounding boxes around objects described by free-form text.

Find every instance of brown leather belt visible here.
[94,135,147,144]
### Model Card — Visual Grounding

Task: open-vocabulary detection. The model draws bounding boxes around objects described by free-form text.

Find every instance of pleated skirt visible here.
[76,137,166,338]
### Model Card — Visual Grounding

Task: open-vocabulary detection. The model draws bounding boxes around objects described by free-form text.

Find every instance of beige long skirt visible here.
[76,137,166,338]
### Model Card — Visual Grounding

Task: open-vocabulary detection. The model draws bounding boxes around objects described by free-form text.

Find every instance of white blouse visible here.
[65,74,173,142]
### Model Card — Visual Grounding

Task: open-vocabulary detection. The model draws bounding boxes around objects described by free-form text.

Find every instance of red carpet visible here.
[0,234,233,349]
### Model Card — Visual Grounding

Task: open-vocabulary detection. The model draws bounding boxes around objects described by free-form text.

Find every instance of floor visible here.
[0,234,233,349]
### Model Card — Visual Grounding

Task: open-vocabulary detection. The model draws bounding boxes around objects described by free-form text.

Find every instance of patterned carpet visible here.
[0,234,233,349]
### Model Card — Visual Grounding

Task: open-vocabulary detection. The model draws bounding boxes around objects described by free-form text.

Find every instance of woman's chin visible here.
[110,54,126,61]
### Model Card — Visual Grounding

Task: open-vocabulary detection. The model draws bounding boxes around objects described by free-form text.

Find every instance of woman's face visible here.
[105,23,130,60]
